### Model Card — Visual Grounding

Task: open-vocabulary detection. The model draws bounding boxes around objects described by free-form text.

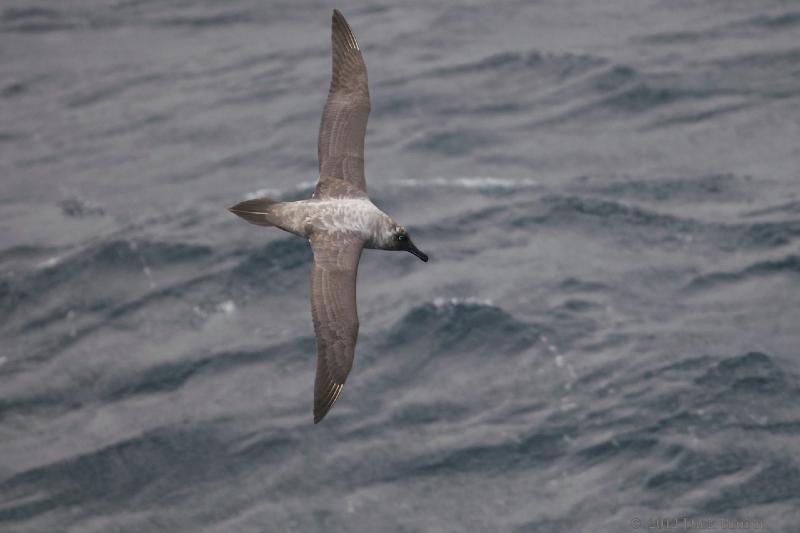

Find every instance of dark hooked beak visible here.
[407,241,429,262]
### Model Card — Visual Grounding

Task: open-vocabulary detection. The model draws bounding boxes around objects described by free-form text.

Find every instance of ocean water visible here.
[2,1,800,531]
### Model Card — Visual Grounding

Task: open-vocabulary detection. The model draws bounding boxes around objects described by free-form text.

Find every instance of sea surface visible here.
[2,1,800,531]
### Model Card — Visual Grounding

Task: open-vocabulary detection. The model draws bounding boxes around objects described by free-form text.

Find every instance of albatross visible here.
[229,9,429,423]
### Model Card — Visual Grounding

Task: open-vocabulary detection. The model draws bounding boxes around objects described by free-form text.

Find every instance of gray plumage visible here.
[229,9,429,424]
[317,9,370,198]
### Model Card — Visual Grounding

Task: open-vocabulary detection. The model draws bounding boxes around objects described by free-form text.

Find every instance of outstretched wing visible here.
[316,9,370,199]
[309,233,364,423]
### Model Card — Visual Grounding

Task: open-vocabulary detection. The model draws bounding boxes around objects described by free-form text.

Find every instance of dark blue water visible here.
[2,1,800,531]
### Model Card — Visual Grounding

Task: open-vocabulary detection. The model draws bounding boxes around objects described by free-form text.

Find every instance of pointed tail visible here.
[229,197,279,227]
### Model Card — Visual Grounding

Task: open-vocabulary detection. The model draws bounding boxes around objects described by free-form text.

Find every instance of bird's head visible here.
[383,224,428,262]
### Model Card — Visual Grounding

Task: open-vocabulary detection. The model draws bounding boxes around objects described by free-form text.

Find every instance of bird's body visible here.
[229,9,428,423]
[259,198,394,246]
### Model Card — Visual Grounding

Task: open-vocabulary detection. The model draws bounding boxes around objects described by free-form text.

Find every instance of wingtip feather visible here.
[314,382,344,424]
[331,9,359,50]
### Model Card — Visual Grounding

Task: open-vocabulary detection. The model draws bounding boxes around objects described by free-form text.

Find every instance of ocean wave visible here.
[226,238,311,293]
[528,44,800,128]
[0,5,132,33]
[105,338,313,403]
[581,350,800,509]
[2,236,311,357]
[646,448,754,491]
[71,239,211,271]
[378,48,611,128]
[504,194,800,251]
[643,354,715,378]
[1,239,211,315]
[639,351,799,436]
[0,424,293,524]
[0,244,53,266]
[743,200,800,218]
[383,299,543,356]
[722,221,800,250]
[703,461,800,513]
[428,50,606,80]
[527,64,696,124]
[1,80,30,99]
[0,239,218,362]
[66,73,164,109]
[11,239,212,294]
[401,193,696,250]
[646,100,752,129]
[59,198,106,218]
[693,351,792,393]
[0,4,272,34]
[636,11,800,45]
[515,194,692,233]
[1,6,79,33]
[405,428,566,478]
[708,48,800,98]
[743,11,800,30]
[574,174,750,203]
[154,10,258,29]
[405,128,500,156]
[388,400,472,425]
[559,277,609,293]
[686,255,800,290]
[577,436,659,465]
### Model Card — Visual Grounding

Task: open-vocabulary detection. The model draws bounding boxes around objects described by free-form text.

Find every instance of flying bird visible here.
[229,9,429,423]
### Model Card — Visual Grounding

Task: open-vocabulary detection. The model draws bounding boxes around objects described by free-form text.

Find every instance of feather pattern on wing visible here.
[309,232,364,423]
[316,9,371,199]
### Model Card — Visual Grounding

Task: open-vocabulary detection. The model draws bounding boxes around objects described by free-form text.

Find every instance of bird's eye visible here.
[397,234,407,242]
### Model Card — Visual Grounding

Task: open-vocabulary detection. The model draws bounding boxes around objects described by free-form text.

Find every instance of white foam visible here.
[218,300,236,315]
[242,176,537,200]
[391,176,539,189]
[244,180,317,200]
[142,266,156,289]
[35,256,61,269]
[432,296,494,308]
